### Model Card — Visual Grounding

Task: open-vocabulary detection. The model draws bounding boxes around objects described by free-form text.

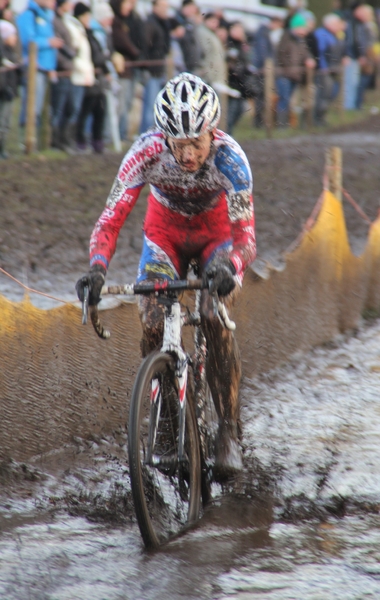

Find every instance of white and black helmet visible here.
[154,72,221,138]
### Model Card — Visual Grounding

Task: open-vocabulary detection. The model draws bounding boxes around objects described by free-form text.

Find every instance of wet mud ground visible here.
[1,318,380,599]
[1,118,380,597]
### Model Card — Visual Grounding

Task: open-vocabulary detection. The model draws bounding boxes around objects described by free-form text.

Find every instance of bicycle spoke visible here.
[146,378,162,464]
[128,352,201,548]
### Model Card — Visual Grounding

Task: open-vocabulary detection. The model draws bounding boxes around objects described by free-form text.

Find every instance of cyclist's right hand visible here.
[76,264,106,306]
[203,258,236,297]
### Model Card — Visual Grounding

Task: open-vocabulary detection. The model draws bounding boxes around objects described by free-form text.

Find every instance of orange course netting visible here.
[1,190,380,460]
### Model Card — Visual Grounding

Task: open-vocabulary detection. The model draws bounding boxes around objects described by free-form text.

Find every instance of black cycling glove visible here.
[75,264,106,306]
[203,258,236,297]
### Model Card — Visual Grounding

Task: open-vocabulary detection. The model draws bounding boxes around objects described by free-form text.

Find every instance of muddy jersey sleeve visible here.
[214,141,256,277]
[89,133,165,270]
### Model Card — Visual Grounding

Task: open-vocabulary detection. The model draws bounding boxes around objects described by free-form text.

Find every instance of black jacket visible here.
[345,16,371,59]
[306,31,319,62]
[86,28,109,93]
[144,13,170,77]
[110,0,140,78]
[227,37,253,97]
[125,9,145,55]
[175,10,202,73]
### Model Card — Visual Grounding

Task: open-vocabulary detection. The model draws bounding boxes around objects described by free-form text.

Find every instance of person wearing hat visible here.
[284,0,308,30]
[51,0,76,151]
[91,2,114,71]
[275,12,315,127]
[76,72,256,477]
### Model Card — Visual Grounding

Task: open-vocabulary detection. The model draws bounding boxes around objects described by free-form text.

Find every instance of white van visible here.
[198,0,287,19]
[201,1,287,32]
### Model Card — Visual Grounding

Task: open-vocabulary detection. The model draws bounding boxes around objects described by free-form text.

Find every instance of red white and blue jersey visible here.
[89,128,256,281]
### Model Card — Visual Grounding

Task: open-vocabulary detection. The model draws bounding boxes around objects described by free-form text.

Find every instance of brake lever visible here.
[82,285,89,325]
[217,300,236,331]
[211,292,236,331]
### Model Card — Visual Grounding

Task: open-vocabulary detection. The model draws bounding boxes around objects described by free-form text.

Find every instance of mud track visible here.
[1,316,380,537]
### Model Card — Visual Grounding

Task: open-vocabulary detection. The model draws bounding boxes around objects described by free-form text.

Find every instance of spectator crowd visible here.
[0,0,379,159]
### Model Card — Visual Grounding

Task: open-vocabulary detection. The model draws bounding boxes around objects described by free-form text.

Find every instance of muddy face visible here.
[167,132,213,172]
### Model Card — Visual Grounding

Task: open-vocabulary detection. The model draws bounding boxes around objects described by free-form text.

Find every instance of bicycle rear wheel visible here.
[128,351,201,549]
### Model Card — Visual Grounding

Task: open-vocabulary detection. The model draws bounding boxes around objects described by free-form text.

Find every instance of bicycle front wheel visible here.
[128,351,201,549]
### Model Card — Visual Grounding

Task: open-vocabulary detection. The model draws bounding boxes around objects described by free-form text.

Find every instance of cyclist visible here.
[76,72,256,476]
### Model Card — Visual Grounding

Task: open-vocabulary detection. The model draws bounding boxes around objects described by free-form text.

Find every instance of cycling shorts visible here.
[137,193,233,282]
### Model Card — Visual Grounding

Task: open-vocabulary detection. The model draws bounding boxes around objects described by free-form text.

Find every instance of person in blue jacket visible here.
[17,0,63,132]
[343,1,372,110]
[313,12,346,125]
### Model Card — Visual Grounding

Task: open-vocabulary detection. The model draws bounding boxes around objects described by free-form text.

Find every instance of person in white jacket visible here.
[197,11,226,88]
[63,2,94,148]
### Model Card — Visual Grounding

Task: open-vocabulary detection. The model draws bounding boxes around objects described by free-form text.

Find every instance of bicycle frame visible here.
[149,290,206,466]
[154,295,190,466]
[147,290,214,473]
[81,279,235,472]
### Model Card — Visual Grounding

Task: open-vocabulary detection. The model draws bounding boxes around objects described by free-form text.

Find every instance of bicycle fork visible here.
[147,378,162,464]
[192,291,211,467]
[147,300,190,468]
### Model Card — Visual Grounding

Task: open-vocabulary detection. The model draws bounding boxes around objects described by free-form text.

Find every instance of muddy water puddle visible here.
[1,318,380,599]
[1,510,380,599]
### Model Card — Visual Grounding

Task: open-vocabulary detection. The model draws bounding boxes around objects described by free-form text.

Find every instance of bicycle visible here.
[82,277,236,549]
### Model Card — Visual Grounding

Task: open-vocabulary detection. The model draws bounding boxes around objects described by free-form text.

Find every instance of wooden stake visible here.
[264,58,274,138]
[166,50,174,81]
[305,66,314,130]
[25,41,37,154]
[219,61,228,132]
[326,146,342,201]
[40,77,51,151]
[338,66,345,119]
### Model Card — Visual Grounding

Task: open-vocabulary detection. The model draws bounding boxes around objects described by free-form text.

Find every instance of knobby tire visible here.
[128,351,201,549]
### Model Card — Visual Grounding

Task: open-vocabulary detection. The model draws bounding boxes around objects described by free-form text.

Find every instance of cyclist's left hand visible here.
[203,258,236,297]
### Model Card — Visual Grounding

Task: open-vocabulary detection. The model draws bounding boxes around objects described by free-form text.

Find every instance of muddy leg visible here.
[200,288,242,476]
[138,292,166,357]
